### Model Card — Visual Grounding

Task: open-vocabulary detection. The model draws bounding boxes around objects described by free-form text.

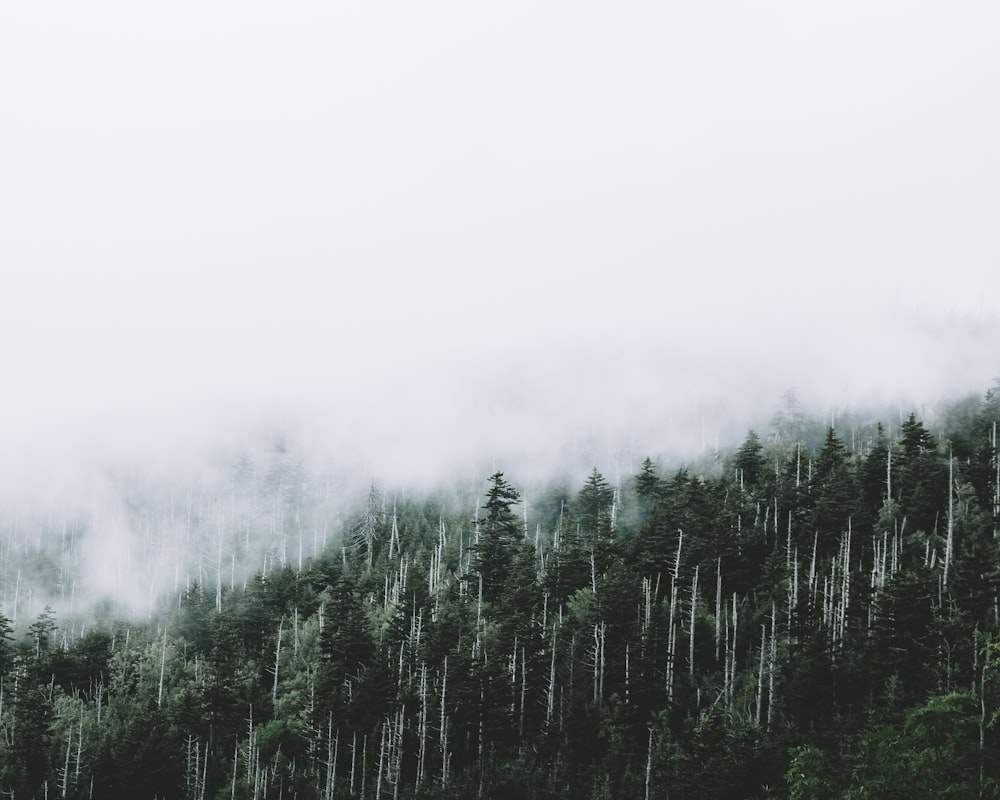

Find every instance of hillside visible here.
[2,386,1000,798]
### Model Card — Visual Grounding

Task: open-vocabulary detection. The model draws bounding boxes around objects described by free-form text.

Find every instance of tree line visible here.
[2,387,1000,798]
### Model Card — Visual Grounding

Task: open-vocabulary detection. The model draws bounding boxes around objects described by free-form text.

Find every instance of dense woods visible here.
[3,387,1000,798]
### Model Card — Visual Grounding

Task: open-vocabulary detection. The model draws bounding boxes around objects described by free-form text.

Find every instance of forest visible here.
[2,386,1000,799]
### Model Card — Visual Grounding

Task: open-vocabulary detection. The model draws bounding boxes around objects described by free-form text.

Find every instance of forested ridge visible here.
[3,388,1000,799]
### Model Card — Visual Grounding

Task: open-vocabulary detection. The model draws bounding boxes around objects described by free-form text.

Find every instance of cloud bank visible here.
[0,2,998,615]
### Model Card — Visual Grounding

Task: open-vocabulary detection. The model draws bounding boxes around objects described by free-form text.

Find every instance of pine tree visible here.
[472,472,523,605]
[734,430,766,490]
[810,427,856,552]
[317,575,376,727]
[0,613,13,680]
[858,422,891,536]
[897,413,947,537]
[576,469,614,538]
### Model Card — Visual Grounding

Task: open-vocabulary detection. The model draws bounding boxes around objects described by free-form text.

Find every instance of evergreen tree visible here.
[897,413,947,537]
[0,613,13,680]
[810,427,856,550]
[734,430,766,490]
[472,472,523,604]
[857,422,890,535]
[635,457,659,503]
[576,468,614,537]
[316,574,376,727]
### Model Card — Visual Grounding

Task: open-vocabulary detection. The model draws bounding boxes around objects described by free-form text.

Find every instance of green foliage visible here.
[735,429,766,488]
[576,468,614,536]
[809,427,856,547]
[843,692,996,799]
[472,471,523,604]
[785,745,840,800]
[0,612,13,679]
[3,390,1000,799]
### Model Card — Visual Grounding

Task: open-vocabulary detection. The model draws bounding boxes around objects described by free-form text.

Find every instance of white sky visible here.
[2,1,999,488]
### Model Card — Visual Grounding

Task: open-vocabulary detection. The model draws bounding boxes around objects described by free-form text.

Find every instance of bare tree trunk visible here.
[350,732,357,796]
[326,719,338,800]
[272,617,283,706]
[376,722,386,800]
[980,634,990,798]
[730,593,738,708]
[715,558,722,661]
[944,448,954,590]
[520,647,527,738]
[666,530,683,703]
[61,727,72,798]
[993,421,998,540]
[440,655,449,788]
[756,623,766,726]
[158,627,168,707]
[767,603,777,729]
[478,688,485,798]
[362,733,368,798]
[887,443,892,504]
[232,741,239,800]
[620,639,628,705]
[689,565,699,676]
[76,707,83,783]
[417,663,428,789]
[593,624,601,704]
[200,740,209,800]
[644,729,654,800]
[393,706,405,800]
[546,630,557,726]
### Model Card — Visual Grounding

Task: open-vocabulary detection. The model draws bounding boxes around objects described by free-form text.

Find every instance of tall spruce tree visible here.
[577,468,614,537]
[810,427,855,550]
[473,472,522,604]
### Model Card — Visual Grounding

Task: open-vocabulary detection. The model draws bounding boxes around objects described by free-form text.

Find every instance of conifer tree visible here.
[472,472,522,605]
[735,430,766,490]
[0,613,13,680]
[577,468,614,537]
[897,413,947,537]
[810,427,856,551]
[317,575,376,727]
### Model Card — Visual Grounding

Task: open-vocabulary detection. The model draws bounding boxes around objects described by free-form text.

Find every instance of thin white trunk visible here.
[993,421,998,539]
[547,629,557,725]
[61,727,71,798]
[645,729,654,800]
[520,647,527,737]
[731,594,738,702]
[272,618,283,706]
[350,732,357,796]
[376,722,386,800]
[625,642,630,705]
[232,741,238,800]
[417,663,428,789]
[158,628,168,707]
[689,565,698,676]
[887,443,892,503]
[715,558,722,661]
[755,623,766,727]
[767,603,777,728]
[76,708,83,782]
[944,449,954,589]
[441,656,449,787]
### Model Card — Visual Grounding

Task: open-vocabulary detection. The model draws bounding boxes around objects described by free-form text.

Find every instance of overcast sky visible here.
[2,2,999,489]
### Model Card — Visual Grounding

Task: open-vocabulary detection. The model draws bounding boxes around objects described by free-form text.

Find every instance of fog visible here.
[1,2,998,618]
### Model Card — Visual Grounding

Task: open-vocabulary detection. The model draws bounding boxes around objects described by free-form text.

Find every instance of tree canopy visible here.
[2,390,1000,799]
